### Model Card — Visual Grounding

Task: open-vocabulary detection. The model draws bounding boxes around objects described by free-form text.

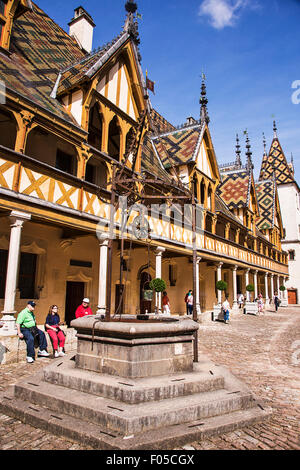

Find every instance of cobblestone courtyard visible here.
[0,307,299,451]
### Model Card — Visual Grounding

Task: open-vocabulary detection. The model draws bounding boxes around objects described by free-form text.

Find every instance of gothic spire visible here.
[235,134,242,168]
[263,132,267,156]
[273,120,278,139]
[245,131,254,171]
[200,75,210,125]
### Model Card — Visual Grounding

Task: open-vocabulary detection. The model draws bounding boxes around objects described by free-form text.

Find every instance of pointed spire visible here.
[273,120,278,139]
[124,1,140,45]
[291,152,294,164]
[263,132,267,156]
[235,134,242,168]
[200,75,210,125]
[245,131,254,171]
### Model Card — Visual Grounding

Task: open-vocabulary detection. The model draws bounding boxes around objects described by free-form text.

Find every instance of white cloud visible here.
[198,0,250,29]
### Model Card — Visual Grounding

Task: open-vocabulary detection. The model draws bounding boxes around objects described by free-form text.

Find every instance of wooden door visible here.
[65,281,85,326]
[288,289,297,305]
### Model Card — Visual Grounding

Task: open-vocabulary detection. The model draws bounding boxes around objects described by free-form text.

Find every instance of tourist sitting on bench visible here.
[16,301,50,364]
[45,305,66,358]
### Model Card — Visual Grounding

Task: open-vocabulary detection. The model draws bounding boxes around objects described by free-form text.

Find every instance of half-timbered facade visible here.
[0,1,289,335]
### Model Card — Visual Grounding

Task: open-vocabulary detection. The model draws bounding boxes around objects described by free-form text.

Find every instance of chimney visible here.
[69,6,95,53]
[186,116,197,126]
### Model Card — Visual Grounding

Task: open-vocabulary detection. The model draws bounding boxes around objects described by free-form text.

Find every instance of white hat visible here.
[83,298,90,303]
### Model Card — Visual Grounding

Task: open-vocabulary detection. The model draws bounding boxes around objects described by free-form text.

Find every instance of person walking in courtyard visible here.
[257,293,264,314]
[75,298,93,319]
[162,291,171,315]
[45,305,66,357]
[16,301,50,363]
[187,290,193,316]
[274,292,280,312]
[222,296,231,324]
[185,290,192,315]
[238,293,244,309]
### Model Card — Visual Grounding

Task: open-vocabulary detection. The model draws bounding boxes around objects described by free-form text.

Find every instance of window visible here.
[55,149,76,175]
[289,250,295,261]
[18,253,37,299]
[0,249,8,298]
[0,251,37,299]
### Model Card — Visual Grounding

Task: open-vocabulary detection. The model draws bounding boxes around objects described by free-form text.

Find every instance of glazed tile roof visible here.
[150,109,176,135]
[259,137,294,185]
[57,31,130,95]
[141,135,173,182]
[255,179,276,230]
[217,169,252,211]
[151,123,203,168]
[0,3,85,125]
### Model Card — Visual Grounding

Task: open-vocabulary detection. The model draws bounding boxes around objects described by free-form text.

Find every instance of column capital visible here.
[196,256,202,264]
[217,262,223,268]
[9,210,31,227]
[245,268,250,274]
[155,246,166,256]
[270,273,274,278]
[232,265,238,272]
[265,272,269,278]
[97,232,110,245]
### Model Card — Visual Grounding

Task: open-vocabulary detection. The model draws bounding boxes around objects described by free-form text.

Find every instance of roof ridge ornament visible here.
[124,1,140,46]
[235,134,242,168]
[200,74,210,125]
[273,120,278,139]
[263,132,267,156]
[245,131,254,171]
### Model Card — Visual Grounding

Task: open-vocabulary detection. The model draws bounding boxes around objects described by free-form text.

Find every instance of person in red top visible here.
[75,298,93,319]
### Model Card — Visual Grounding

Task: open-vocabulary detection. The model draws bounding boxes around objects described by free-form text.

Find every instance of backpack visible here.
[184,294,188,303]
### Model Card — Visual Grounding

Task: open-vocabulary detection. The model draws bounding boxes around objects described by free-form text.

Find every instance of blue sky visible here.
[37,0,300,181]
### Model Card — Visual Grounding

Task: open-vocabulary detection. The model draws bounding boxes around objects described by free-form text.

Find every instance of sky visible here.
[36,0,300,181]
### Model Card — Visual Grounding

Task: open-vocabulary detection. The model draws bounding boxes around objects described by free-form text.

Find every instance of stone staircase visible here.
[0,353,272,450]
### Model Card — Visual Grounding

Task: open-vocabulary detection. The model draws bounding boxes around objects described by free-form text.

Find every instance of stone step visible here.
[13,372,255,434]
[43,358,225,404]
[0,387,272,450]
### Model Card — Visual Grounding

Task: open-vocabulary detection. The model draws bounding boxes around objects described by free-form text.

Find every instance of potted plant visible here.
[213,280,228,321]
[279,285,288,307]
[149,278,167,293]
[245,284,258,315]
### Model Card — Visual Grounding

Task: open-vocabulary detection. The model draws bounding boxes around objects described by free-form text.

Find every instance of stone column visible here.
[276,276,280,298]
[265,273,270,307]
[96,236,109,317]
[281,277,288,306]
[232,265,238,310]
[245,268,250,301]
[155,247,165,313]
[0,211,31,335]
[254,270,258,300]
[270,274,274,303]
[195,257,201,315]
[217,262,223,305]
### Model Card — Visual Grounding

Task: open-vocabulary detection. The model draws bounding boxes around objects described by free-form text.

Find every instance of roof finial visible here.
[124,1,140,45]
[291,152,294,164]
[263,132,267,155]
[200,73,210,125]
[235,134,242,168]
[273,120,278,139]
[245,131,254,171]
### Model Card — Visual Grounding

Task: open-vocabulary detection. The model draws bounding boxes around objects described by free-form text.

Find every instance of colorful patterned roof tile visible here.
[217,169,251,211]
[150,109,175,135]
[255,180,276,230]
[259,137,294,185]
[141,135,173,182]
[0,3,85,125]
[152,123,202,168]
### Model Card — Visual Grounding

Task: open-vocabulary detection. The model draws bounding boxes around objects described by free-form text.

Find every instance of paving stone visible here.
[0,307,299,450]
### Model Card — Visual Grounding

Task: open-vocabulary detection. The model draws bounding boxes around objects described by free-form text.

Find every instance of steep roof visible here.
[255,179,276,230]
[151,121,203,168]
[0,2,84,125]
[218,168,253,211]
[259,134,294,185]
